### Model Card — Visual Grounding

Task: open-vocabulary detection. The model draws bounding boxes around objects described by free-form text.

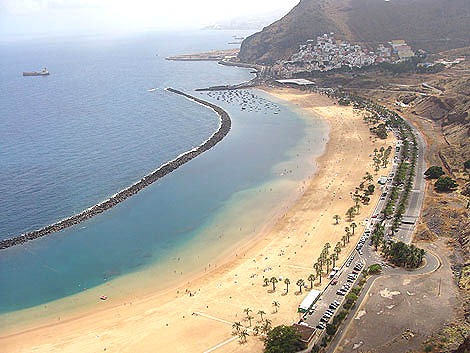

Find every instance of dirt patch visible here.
[336,239,458,353]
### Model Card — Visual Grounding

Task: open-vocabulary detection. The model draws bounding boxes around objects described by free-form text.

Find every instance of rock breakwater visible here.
[0,88,231,250]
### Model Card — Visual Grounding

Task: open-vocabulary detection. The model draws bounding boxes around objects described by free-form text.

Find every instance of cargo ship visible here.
[23,68,50,76]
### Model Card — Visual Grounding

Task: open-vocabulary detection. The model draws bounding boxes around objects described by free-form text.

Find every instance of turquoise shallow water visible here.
[0,31,328,324]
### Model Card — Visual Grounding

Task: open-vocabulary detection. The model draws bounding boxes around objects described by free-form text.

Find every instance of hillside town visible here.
[271,33,415,77]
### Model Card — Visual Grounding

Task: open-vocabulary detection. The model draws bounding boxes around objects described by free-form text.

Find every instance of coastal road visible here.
[299,112,428,351]
[300,142,402,341]
[392,121,427,245]
[323,112,429,352]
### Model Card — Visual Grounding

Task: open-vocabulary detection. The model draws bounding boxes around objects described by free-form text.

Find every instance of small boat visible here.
[23,68,50,76]
[100,295,108,300]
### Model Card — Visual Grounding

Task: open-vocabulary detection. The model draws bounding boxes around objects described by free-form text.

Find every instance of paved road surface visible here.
[298,114,429,351]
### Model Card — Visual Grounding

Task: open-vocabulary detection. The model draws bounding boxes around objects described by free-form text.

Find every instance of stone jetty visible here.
[0,88,231,250]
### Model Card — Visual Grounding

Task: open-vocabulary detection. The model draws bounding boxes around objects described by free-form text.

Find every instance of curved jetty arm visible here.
[0,88,231,250]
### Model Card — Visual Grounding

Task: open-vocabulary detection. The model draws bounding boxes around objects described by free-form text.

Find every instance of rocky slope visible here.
[239,0,338,64]
[412,77,470,176]
[239,0,470,64]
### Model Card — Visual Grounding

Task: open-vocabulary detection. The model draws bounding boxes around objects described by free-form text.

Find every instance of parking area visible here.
[302,256,365,333]
[335,240,457,353]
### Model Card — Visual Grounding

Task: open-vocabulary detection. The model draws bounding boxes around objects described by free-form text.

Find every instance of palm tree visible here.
[365,173,373,183]
[272,301,280,313]
[341,235,347,247]
[333,215,340,224]
[252,326,261,336]
[350,222,357,235]
[345,227,351,243]
[331,253,337,268]
[232,321,242,334]
[355,203,361,215]
[263,278,269,287]
[324,242,331,255]
[317,256,324,271]
[270,277,278,291]
[238,329,249,344]
[313,262,321,280]
[335,242,342,256]
[307,274,315,289]
[244,308,252,316]
[296,279,305,293]
[257,310,266,322]
[317,268,323,284]
[284,278,291,293]
[246,314,254,327]
[325,257,332,273]
[263,319,272,334]
[354,196,360,208]
[346,207,355,221]
[371,234,382,250]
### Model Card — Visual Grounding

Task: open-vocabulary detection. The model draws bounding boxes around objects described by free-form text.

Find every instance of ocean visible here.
[0,30,328,329]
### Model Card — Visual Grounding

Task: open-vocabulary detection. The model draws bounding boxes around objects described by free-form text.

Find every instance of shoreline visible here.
[0,87,323,335]
[0,87,394,353]
[0,88,231,250]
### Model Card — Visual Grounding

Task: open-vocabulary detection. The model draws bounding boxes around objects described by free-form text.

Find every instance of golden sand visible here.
[0,88,394,353]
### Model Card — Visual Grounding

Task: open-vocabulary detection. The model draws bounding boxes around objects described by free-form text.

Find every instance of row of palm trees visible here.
[262,236,353,294]
[332,173,374,227]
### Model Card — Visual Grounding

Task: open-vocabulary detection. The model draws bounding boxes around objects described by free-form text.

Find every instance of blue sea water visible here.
[0,31,327,323]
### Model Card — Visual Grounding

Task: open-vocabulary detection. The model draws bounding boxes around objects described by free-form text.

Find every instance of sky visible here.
[0,0,299,38]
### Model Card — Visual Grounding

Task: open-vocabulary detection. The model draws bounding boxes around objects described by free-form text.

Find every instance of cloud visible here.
[1,0,108,14]
[0,0,300,35]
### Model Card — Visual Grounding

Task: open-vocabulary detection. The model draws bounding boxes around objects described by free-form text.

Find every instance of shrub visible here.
[424,166,444,179]
[351,287,361,295]
[337,310,348,321]
[311,345,320,353]
[368,264,382,274]
[345,293,358,303]
[435,176,458,192]
[326,323,337,336]
[264,325,305,353]
[464,160,470,170]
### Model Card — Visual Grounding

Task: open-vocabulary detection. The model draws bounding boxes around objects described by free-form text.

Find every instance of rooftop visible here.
[292,323,316,344]
[276,78,315,86]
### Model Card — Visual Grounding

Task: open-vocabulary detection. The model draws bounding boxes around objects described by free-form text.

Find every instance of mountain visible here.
[239,0,338,64]
[239,0,470,64]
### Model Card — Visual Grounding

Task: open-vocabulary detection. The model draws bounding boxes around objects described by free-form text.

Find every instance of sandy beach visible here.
[0,87,394,353]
